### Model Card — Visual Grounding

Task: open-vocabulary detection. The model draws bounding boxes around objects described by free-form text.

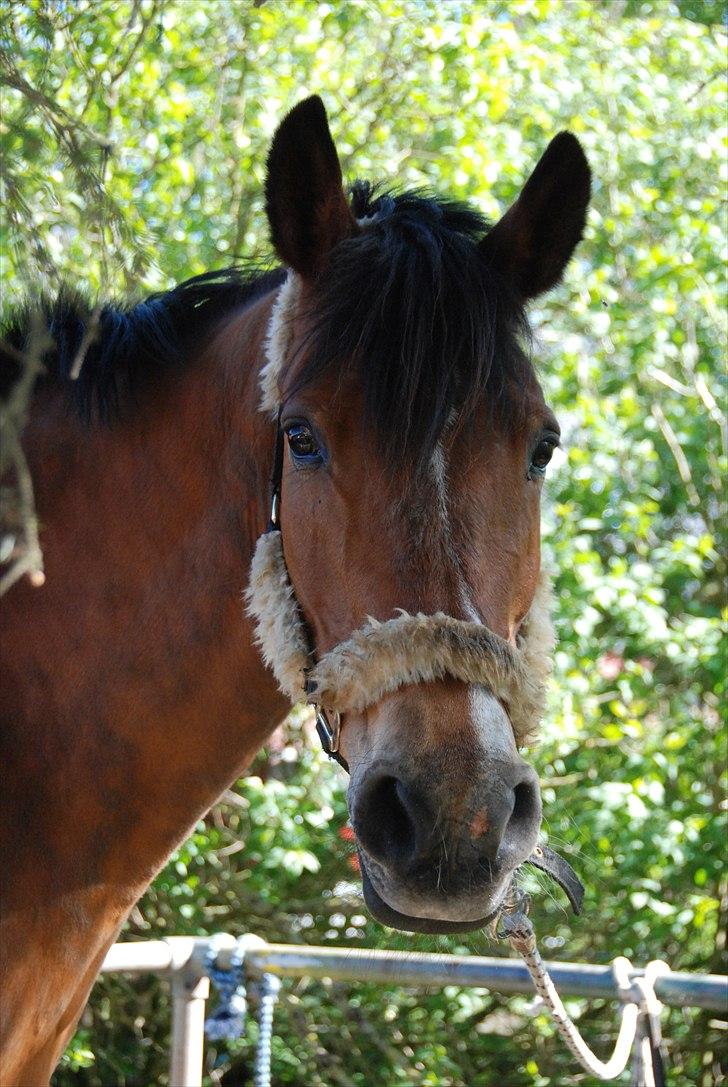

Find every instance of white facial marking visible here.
[468,685,518,759]
[458,581,481,622]
[431,442,449,527]
[431,441,481,622]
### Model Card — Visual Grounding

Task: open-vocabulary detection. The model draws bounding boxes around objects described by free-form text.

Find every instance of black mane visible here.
[2,185,532,456]
[298,183,532,462]
[0,267,285,422]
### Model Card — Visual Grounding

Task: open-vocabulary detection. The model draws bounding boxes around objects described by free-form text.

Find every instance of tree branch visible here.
[651,403,700,507]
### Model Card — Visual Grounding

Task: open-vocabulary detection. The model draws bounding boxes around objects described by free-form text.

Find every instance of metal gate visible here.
[100,935,728,1086]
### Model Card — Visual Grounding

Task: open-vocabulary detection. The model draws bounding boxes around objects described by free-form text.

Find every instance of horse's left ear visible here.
[265,95,359,280]
[480,132,591,300]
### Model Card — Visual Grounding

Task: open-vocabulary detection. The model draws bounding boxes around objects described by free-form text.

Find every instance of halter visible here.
[245,269,584,912]
[246,270,556,762]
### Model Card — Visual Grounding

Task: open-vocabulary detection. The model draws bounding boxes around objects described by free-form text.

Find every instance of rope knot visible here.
[499,910,537,954]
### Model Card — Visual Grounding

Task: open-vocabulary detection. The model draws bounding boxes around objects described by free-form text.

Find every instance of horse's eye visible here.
[286,423,322,463]
[528,434,559,479]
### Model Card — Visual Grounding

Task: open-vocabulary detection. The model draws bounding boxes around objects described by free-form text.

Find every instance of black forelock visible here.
[295,182,533,465]
[0,267,285,423]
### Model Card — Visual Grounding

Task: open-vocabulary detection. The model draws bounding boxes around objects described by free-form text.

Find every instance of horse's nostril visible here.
[353,774,424,869]
[495,773,542,868]
[511,779,540,829]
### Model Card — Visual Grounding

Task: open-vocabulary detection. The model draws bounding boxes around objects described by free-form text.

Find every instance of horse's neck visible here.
[1,294,288,906]
[0,296,290,1083]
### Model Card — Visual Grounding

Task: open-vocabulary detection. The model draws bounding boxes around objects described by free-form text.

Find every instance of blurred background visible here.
[1,1,725,1084]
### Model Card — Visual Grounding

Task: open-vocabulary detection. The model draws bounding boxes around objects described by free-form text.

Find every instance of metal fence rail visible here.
[100,935,728,1087]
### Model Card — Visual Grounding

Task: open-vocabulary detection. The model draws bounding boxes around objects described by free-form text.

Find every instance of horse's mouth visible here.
[360,865,503,935]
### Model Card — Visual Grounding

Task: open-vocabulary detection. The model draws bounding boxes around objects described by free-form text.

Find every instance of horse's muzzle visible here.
[349,757,542,933]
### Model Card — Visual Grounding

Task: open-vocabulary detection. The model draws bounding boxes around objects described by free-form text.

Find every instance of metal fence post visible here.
[169,970,210,1087]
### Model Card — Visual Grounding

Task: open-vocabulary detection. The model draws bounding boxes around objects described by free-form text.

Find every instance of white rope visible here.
[502,912,668,1082]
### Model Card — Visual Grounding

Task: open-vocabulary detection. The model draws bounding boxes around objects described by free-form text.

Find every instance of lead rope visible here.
[501,909,669,1084]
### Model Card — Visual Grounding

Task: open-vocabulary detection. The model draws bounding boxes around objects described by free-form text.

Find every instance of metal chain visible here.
[254,972,282,1087]
[501,910,669,1083]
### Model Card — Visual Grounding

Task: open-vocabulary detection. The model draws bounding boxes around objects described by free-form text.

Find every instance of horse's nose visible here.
[352,762,541,874]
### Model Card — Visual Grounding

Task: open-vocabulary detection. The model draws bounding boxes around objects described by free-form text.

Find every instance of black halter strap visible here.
[267,409,285,533]
[267,416,350,772]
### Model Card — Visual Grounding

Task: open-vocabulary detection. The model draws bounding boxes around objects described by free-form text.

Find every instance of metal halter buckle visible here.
[315,706,341,755]
[269,491,280,529]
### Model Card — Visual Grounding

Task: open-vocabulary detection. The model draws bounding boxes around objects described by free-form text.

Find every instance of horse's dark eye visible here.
[528,434,559,479]
[286,423,322,463]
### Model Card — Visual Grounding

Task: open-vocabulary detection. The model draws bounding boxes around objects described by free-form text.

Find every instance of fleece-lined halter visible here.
[245,271,556,758]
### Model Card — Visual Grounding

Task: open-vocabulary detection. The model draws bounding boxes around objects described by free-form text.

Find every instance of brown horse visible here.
[0,96,590,1084]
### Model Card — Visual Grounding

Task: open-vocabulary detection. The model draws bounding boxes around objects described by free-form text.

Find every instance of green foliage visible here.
[620,0,728,26]
[2,1,725,1084]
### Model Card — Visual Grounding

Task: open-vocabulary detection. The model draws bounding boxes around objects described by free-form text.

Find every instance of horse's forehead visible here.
[280,330,549,520]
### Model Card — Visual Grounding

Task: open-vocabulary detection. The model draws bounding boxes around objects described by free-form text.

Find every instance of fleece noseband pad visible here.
[246,528,554,747]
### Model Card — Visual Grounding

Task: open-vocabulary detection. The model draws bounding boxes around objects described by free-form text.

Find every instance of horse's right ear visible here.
[480,132,591,301]
[265,96,359,280]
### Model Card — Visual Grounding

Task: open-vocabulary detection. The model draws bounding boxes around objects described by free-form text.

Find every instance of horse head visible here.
[249,96,590,933]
